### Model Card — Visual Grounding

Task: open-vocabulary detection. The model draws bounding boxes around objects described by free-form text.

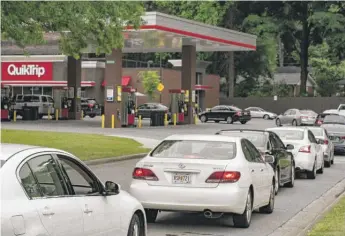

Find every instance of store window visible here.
[43,87,53,96]
[196,73,202,85]
[31,87,42,95]
[23,87,32,95]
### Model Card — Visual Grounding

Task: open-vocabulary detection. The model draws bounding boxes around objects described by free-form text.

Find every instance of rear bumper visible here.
[129,180,248,214]
[301,120,315,126]
[294,153,315,172]
[234,116,251,122]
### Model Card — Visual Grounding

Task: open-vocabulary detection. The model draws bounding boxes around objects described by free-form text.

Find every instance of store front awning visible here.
[0,81,95,87]
[102,76,131,87]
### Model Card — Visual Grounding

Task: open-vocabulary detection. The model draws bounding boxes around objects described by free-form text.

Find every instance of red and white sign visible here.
[1,62,53,81]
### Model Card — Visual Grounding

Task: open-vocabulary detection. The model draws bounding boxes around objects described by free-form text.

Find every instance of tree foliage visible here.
[1,1,144,58]
[138,71,161,101]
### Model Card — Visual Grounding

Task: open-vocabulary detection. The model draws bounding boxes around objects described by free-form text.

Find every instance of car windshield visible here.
[308,128,323,137]
[271,130,304,140]
[219,131,266,148]
[323,115,345,124]
[150,140,236,160]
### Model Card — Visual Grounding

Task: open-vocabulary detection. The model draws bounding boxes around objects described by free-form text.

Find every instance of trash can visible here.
[31,107,39,120]
[150,111,158,126]
[158,111,165,126]
[22,107,31,120]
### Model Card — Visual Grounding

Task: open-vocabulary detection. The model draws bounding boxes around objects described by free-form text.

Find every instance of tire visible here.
[331,159,334,165]
[127,214,143,236]
[200,115,207,123]
[317,160,324,174]
[89,114,96,118]
[145,209,158,223]
[285,164,295,188]
[39,114,44,119]
[263,114,269,120]
[324,160,331,168]
[276,119,282,127]
[259,181,275,214]
[292,119,297,126]
[215,120,220,123]
[240,121,247,124]
[274,168,280,195]
[233,190,252,228]
[226,116,233,124]
[307,161,316,179]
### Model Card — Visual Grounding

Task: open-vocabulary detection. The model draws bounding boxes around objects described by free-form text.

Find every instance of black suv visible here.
[80,98,101,118]
[198,105,251,124]
[215,129,295,195]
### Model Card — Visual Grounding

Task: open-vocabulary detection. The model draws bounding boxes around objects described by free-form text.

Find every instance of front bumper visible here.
[129,180,248,214]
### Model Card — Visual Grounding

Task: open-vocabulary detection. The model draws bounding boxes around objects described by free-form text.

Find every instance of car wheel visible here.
[145,209,158,223]
[200,115,207,123]
[240,121,247,124]
[274,169,280,195]
[259,181,275,214]
[127,214,143,236]
[285,164,295,188]
[215,120,220,123]
[263,114,269,120]
[292,119,297,126]
[307,161,316,179]
[89,114,96,118]
[233,190,252,228]
[317,160,324,174]
[324,160,331,168]
[276,119,282,127]
[39,114,44,119]
[226,116,233,124]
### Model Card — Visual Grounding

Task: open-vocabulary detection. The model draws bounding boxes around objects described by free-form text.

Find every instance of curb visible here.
[84,153,147,166]
[268,176,345,236]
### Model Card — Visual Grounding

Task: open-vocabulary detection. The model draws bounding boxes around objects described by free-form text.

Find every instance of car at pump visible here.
[308,126,334,167]
[244,107,277,120]
[215,129,295,195]
[80,98,102,118]
[198,105,251,124]
[129,134,275,228]
[0,144,146,236]
[275,109,317,126]
[136,103,171,120]
[266,127,324,179]
[320,114,345,154]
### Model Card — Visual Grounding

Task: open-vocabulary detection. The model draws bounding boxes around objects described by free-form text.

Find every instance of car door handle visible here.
[251,169,255,172]
[260,168,264,172]
[84,209,93,214]
[42,207,55,216]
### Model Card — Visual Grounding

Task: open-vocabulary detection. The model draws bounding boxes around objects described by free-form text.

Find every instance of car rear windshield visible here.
[323,115,345,124]
[150,140,236,160]
[271,130,304,140]
[219,131,266,148]
[0,160,5,168]
[87,99,97,104]
[308,128,323,137]
[301,110,316,115]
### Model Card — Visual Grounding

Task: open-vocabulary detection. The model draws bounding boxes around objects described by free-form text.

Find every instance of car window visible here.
[150,140,236,160]
[147,104,157,109]
[219,131,266,148]
[308,131,317,143]
[23,96,33,102]
[41,96,47,102]
[211,106,221,111]
[323,115,345,124]
[308,128,323,137]
[138,104,147,109]
[339,105,345,110]
[283,110,291,115]
[27,154,67,197]
[241,140,256,162]
[19,163,42,198]
[271,129,304,140]
[290,110,296,115]
[270,134,286,149]
[57,155,100,195]
[48,97,54,103]
[245,140,264,163]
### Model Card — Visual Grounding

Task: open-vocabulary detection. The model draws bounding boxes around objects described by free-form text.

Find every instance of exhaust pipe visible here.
[204,210,213,218]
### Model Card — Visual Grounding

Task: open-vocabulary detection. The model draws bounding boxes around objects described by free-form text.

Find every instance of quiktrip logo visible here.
[1,62,53,81]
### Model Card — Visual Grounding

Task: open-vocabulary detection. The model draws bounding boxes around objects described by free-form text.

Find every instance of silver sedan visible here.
[276,109,317,126]
[245,107,277,119]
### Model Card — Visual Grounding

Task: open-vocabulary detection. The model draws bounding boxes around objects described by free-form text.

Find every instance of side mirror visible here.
[264,155,275,164]
[316,139,324,145]
[265,150,272,155]
[104,181,120,195]
[286,144,294,150]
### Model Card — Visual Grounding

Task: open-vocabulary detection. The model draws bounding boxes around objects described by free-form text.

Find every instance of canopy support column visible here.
[67,56,82,120]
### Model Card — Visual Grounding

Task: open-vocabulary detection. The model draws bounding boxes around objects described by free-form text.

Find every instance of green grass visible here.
[308,196,345,236]
[1,129,150,161]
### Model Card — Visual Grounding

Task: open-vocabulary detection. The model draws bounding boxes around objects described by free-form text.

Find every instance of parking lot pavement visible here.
[91,156,345,236]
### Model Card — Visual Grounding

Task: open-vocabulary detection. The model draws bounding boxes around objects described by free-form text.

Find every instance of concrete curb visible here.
[84,153,147,166]
[268,177,345,236]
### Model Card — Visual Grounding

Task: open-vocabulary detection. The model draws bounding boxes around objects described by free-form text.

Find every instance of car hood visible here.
[321,124,345,134]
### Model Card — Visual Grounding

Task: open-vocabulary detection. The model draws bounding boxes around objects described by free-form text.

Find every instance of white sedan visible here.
[266,127,324,179]
[129,134,276,228]
[308,126,334,167]
[0,144,146,236]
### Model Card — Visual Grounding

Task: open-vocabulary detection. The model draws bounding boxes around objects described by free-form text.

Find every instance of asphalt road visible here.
[3,117,345,235]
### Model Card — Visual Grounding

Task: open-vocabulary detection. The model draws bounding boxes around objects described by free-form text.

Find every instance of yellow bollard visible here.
[173,113,177,126]
[164,113,168,126]
[138,115,142,128]
[13,110,17,122]
[111,114,115,128]
[81,110,84,120]
[194,114,198,124]
[55,109,58,121]
[101,114,105,128]
[47,108,51,120]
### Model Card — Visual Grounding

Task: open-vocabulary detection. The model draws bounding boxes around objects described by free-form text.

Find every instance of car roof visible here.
[216,129,272,134]
[164,134,240,142]
[266,127,307,132]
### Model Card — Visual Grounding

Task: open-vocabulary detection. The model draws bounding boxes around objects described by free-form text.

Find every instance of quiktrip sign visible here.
[1,62,53,81]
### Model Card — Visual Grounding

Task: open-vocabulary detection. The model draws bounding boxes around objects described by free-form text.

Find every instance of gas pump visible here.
[169,89,186,124]
[60,97,69,120]
[121,87,136,127]
[1,96,11,121]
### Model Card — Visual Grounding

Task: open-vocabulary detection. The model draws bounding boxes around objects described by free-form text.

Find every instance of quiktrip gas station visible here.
[1,12,257,128]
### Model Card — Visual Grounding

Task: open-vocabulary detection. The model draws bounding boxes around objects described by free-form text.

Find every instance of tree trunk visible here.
[299,3,310,96]
[228,52,235,98]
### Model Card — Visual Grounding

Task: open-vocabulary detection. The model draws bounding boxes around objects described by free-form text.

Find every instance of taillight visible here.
[317,120,323,125]
[299,145,311,153]
[324,140,329,144]
[205,171,241,183]
[236,111,242,116]
[341,137,345,140]
[88,103,94,108]
[132,168,158,181]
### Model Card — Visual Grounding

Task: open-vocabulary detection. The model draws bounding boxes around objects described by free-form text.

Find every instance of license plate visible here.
[172,173,191,184]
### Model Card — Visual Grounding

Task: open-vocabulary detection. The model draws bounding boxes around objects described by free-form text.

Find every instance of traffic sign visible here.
[157,83,164,92]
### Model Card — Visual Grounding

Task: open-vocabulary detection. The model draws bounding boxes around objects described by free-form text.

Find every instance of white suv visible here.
[12,94,55,119]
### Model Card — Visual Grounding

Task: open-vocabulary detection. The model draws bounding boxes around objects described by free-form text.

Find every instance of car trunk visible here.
[281,140,306,156]
[322,124,345,144]
[142,157,230,188]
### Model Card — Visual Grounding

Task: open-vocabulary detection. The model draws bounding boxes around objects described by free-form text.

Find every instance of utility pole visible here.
[227,6,235,98]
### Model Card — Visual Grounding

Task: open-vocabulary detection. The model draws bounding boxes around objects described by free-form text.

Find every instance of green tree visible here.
[1,1,144,58]
[138,71,161,101]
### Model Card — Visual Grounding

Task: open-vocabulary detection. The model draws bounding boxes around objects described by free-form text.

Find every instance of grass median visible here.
[1,129,150,161]
[308,195,345,236]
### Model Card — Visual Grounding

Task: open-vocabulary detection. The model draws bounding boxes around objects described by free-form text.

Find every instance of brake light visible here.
[88,103,94,108]
[205,171,241,183]
[299,145,311,153]
[132,168,158,181]
[236,111,242,116]
[341,137,345,140]
[317,120,323,125]
[324,140,329,144]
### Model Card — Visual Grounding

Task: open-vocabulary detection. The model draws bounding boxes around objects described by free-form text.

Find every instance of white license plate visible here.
[172,173,191,184]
